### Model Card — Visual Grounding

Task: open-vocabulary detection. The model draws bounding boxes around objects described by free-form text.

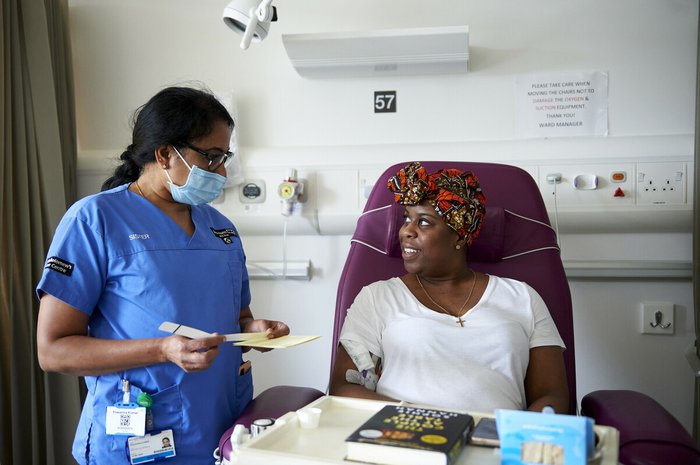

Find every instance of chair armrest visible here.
[235,385,325,428]
[218,385,324,463]
[581,390,700,465]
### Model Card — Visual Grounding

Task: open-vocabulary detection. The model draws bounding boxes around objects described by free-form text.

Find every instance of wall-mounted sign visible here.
[516,71,608,138]
[374,91,397,113]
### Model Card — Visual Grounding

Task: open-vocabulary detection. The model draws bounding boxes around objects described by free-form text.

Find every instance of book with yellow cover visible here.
[345,404,474,465]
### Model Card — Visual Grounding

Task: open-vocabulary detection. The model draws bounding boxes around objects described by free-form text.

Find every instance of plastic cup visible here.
[296,407,322,429]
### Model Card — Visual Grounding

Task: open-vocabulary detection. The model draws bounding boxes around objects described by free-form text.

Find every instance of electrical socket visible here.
[640,302,674,335]
[637,162,686,205]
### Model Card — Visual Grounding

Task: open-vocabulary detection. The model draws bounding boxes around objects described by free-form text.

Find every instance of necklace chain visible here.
[134,181,145,197]
[416,269,477,327]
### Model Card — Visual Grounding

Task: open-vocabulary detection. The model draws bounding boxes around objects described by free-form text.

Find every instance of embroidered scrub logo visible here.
[211,228,237,244]
[129,233,150,240]
[45,256,74,276]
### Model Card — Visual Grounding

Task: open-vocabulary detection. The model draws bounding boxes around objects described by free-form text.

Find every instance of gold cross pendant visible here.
[456,316,465,327]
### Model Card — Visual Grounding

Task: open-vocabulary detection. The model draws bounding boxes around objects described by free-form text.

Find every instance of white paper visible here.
[516,70,608,138]
[158,321,265,342]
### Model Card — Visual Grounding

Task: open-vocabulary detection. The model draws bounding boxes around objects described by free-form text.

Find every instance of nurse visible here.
[36,86,287,464]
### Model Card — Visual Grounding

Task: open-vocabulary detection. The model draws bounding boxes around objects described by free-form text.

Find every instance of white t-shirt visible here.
[339,275,565,413]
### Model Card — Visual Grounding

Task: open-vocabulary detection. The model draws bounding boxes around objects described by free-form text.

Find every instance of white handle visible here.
[239,10,259,50]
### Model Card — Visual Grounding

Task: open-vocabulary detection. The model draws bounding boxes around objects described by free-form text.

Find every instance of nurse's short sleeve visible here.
[36,215,107,316]
[527,285,565,350]
[338,285,382,357]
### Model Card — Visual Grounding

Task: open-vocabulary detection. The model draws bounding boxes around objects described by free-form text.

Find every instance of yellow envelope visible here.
[234,335,320,349]
[159,321,319,349]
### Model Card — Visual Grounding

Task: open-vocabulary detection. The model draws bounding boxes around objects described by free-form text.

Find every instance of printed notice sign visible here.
[516,71,608,138]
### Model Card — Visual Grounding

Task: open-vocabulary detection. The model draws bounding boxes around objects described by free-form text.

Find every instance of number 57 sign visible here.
[374,91,397,113]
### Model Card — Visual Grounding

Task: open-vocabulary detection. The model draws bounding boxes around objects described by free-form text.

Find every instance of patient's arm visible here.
[524,345,569,413]
[328,343,396,401]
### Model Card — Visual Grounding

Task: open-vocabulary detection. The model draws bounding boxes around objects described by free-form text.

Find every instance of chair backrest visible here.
[332,161,577,414]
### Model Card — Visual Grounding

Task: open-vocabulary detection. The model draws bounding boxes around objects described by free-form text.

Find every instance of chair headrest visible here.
[351,204,506,263]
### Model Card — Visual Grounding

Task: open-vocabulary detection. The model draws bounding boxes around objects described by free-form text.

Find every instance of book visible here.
[345,404,474,465]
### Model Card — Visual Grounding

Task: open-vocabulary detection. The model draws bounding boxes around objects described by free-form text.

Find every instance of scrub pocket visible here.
[109,383,184,453]
[234,363,254,418]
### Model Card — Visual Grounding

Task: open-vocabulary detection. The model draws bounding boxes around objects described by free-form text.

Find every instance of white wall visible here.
[69,0,697,147]
[70,0,697,432]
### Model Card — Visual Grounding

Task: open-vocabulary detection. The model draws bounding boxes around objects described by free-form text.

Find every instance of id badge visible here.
[128,429,176,463]
[106,403,146,437]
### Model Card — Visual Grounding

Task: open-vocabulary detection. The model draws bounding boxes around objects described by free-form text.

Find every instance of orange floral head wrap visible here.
[387,162,487,246]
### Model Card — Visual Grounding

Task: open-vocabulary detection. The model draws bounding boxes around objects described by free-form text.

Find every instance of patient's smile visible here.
[402,246,420,261]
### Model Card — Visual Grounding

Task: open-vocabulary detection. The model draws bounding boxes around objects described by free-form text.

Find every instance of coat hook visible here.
[650,310,671,329]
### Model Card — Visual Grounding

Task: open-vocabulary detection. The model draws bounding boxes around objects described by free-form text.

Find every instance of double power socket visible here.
[636,162,686,205]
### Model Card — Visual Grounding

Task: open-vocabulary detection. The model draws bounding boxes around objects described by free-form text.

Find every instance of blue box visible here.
[496,409,594,465]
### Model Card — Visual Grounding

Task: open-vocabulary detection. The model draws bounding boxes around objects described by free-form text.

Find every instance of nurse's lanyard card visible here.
[106,380,177,463]
[106,379,146,437]
[127,430,176,463]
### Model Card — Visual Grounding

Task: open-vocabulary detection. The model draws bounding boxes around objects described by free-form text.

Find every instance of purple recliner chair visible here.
[333,161,578,413]
[219,161,699,465]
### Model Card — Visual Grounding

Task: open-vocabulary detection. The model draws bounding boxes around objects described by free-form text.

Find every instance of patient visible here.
[329,162,569,414]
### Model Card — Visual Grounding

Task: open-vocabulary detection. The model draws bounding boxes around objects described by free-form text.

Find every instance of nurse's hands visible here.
[244,319,290,338]
[162,334,226,373]
[242,319,290,353]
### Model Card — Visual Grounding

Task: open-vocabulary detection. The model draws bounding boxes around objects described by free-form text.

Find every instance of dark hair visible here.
[101,86,234,191]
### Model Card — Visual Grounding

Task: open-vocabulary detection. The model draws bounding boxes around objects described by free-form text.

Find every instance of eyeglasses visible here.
[178,142,234,171]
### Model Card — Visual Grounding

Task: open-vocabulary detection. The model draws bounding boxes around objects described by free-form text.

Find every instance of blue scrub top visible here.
[36,184,253,465]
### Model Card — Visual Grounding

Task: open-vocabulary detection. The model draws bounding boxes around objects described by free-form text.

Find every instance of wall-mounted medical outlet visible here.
[239,179,266,204]
[637,162,686,206]
[546,173,562,184]
[572,174,598,190]
[296,178,309,203]
[640,301,674,335]
[538,163,636,208]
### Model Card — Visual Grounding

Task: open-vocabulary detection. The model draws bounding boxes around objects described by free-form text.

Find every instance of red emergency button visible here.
[613,187,625,197]
[610,171,627,182]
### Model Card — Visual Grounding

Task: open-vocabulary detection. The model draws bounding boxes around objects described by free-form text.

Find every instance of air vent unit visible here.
[282,26,469,79]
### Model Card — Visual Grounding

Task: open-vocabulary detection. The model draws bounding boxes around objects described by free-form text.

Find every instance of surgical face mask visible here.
[165,146,226,205]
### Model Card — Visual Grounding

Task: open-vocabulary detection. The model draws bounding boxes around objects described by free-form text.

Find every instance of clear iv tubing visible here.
[282,217,288,278]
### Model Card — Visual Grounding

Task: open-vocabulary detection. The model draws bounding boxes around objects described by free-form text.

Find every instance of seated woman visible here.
[329,162,568,414]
